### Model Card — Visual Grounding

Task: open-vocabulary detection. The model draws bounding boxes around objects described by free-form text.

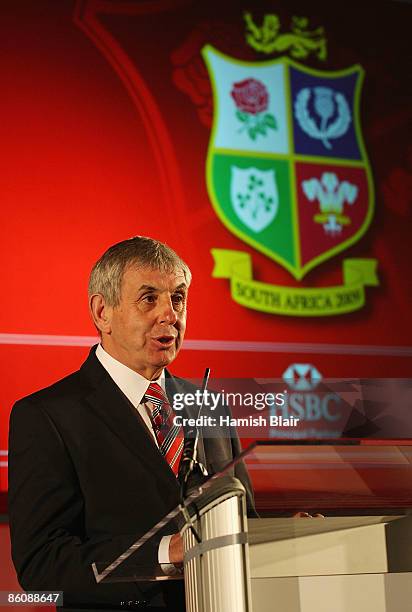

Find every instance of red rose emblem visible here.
[231,78,268,115]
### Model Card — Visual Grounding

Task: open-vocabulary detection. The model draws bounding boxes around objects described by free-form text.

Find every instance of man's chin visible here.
[152,347,177,368]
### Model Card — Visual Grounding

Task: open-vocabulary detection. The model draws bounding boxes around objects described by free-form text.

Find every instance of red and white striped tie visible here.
[144,382,184,476]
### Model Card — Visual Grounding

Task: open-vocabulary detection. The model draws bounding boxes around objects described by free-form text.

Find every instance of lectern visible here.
[92,441,412,612]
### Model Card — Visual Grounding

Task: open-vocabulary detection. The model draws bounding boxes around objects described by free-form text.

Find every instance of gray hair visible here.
[88,236,192,306]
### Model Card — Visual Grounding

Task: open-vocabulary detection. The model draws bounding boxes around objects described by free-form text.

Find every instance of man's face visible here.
[102,265,188,379]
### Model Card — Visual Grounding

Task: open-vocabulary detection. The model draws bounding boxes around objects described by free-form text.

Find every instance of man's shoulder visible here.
[12,370,88,417]
[19,369,84,403]
[12,347,100,412]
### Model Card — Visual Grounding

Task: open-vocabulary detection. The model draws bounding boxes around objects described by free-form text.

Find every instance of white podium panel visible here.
[249,516,412,612]
[251,574,412,612]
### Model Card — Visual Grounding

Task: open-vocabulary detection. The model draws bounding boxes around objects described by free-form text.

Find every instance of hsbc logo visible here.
[270,363,342,436]
[282,363,322,391]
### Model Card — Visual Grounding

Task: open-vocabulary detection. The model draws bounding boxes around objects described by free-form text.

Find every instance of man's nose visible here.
[157,296,178,324]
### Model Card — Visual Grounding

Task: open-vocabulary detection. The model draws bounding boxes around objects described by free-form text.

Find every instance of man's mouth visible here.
[152,335,176,348]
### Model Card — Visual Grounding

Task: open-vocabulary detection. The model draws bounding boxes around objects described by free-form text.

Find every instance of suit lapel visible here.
[80,348,179,487]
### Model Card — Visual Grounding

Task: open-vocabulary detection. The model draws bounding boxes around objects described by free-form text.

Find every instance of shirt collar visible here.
[95,343,165,408]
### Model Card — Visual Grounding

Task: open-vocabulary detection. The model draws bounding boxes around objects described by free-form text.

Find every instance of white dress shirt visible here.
[95,344,173,565]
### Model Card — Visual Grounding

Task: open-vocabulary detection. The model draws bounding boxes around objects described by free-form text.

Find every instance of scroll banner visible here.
[211,249,379,316]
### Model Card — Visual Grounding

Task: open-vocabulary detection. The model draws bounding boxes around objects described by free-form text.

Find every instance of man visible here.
[8,237,255,610]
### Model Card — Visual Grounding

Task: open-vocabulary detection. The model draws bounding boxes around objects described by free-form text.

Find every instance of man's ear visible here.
[89,294,113,335]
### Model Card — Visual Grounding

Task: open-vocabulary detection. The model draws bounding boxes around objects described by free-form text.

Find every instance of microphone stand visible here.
[178,368,210,542]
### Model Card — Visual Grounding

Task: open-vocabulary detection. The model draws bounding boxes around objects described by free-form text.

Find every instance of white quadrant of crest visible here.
[204,47,289,155]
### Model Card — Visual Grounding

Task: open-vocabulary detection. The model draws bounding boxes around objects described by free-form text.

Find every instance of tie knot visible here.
[145,382,167,406]
[144,383,169,431]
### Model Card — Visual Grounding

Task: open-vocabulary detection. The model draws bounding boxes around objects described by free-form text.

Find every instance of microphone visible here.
[178,367,210,497]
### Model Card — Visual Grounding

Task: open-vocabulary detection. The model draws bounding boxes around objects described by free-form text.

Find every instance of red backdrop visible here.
[1,0,411,496]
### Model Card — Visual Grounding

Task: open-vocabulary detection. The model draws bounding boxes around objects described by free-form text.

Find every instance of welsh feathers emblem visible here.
[203,45,374,280]
[302,172,358,235]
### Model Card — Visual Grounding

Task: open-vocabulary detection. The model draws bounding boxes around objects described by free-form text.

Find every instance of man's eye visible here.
[143,294,156,303]
[172,294,185,306]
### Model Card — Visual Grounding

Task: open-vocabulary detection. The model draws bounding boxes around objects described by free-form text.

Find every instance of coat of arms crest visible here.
[203,45,378,315]
[203,44,374,280]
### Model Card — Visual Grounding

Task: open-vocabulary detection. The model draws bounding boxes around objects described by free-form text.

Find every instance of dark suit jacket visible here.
[8,347,255,610]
